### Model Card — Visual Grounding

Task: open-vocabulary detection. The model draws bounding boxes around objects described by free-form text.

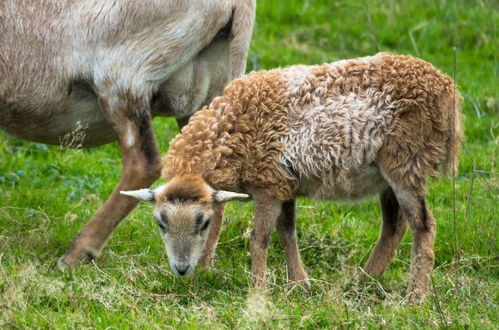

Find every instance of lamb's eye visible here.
[156,220,167,233]
[195,213,204,226]
[156,211,168,232]
[200,220,210,232]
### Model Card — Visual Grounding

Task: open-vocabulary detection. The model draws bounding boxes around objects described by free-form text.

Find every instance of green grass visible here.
[1,0,498,328]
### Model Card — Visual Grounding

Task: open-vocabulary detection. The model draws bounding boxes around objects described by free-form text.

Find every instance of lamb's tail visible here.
[442,90,464,177]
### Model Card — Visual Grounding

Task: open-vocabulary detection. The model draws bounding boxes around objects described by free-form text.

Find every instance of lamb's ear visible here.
[120,189,156,202]
[213,190,250,203]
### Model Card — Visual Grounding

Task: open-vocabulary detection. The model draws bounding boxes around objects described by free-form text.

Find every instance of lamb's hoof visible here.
[361,265,386,278]
[302,278,311,291]
[250,277,269,292]
[58,247,96,270]
[288,277,311,291]
[198,254,215,270]
[287,270,311,292]
[405,288,427,304]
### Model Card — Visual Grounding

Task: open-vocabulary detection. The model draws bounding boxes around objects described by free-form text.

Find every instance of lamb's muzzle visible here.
[134,53,463,301]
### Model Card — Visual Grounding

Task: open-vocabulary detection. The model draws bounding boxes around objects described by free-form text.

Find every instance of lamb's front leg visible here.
[250,195,281,288]
[276,200,310,289]
[199,203,225,269]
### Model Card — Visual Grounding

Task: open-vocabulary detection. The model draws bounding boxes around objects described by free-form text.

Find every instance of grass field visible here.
[1,0,497,328]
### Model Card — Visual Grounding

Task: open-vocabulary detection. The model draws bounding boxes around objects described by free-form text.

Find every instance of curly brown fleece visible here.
[163,69,295,198]
[163,53,462,200]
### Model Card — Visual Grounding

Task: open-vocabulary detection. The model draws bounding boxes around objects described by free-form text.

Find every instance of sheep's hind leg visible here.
[276,200,310,289]
[59,92,161,268]
[391,185,436,302]
[250,194,281,288]
[364,187,408,277]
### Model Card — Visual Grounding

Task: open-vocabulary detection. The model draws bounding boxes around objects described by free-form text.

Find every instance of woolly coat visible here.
[162,53,462,200]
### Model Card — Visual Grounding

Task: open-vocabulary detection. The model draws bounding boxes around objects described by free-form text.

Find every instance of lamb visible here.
[123,53,463,301]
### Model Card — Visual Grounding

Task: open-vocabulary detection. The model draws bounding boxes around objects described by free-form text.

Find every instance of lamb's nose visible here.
[175,264,189,276]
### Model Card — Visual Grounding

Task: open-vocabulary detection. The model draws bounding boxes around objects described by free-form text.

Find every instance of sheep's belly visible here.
[297,164,388,201]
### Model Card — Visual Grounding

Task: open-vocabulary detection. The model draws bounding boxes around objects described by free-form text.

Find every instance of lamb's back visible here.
[280,53,459,198]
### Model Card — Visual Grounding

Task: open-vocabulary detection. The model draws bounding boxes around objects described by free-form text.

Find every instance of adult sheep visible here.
[0,0,256,267]
[124,53,463,301]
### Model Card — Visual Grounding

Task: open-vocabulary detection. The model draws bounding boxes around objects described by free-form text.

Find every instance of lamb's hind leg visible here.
[364,187,408,277]
[59,91,161,268]
[391,185,436,302]
[276,200,310,289]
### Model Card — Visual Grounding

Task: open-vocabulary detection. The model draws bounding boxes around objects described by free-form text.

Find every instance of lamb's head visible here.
[120,175,248,276]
